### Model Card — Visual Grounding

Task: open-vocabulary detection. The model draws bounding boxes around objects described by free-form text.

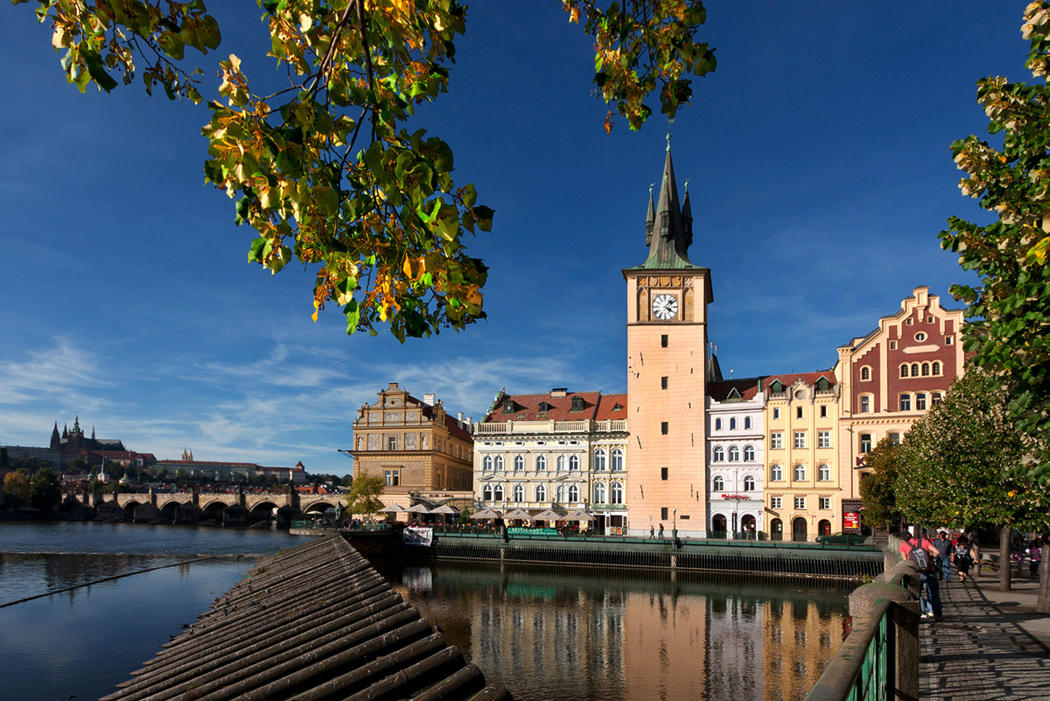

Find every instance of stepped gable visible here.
[103,534,511,701]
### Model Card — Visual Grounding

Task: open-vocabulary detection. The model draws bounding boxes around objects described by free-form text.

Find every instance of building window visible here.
[743,445,755,461]
[818,463,831,481]
[661,334,668,348]
[661,376,668,390]
[911,363,920,377]
[568,485,579,502]
[514,455,524,471]
[820,405,828,418]
[794,431,807,449]
[794,496,806,510]
[773,407,781,420]
[916,393,927,411]
[730,417,737,430]
[384,470,400,486]
[610,482,624,504]
[661,421,668,435]
[900,364,909,378]
[860,433,872,453]
[713,446,725,462]
[900,394,911,411]
[945,336,953,346]
[860,366,871,381]
[771,433,783,450]
[771,464,783,481]
[493,484,504,501]
[387,436,397,450]
[483,456,493,471]
[889,340,897,350]
[495,455,504,471]
[860,396,871,413]
[555,484,566,503]
[661,507,669,520]
[921,362,930,376]
[610,448,625,471]
[744,475,755,491]
[536,455,547,471]
[593,482,606,504]
[715,418,723,431]
[728,446,740,462]
[513,484,525,502]
[932,361,941,375]
[593,449,606,471]
[889,432,901,445]
[745,417,752,430]
[661,467,669,481]
[932,392,943,406]
[556,455,567,471]
[771,496,783,510]
[906,318,913,326]
[794,464,806,481]
[482,485,492,501]
[916,332,927,342]
[535,484,547,502]
[713,476,725,491]
[819,497,831,510]
[569,455,580,471]
[796,406,804,419]
[818,430,831,448]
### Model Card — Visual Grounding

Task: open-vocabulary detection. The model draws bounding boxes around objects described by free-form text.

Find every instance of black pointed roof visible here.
[630,147,701,270]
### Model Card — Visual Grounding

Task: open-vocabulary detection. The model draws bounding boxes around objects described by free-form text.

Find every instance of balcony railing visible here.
[474,419,627,435]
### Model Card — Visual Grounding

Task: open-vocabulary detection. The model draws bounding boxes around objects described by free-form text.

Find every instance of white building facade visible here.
[706,379,765,538]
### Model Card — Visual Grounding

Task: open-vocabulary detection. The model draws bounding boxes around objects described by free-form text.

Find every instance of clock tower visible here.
[623,145,713,538]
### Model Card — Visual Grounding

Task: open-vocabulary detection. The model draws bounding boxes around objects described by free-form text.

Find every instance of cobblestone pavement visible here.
[921,570,1050,700]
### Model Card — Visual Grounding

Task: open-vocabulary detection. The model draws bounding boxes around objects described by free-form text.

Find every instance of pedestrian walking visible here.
[953,534,976,583]
[658,523,664,539]
[649,524,655,539]
[1029,537,1042,580]
[933,531,953,582]
[905,532,942,620]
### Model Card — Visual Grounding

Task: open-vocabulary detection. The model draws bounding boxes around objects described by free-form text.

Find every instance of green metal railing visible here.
[805,598,894,701]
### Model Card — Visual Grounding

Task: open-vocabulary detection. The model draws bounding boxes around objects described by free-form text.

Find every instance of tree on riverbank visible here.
[15,0,716,341]
[3,471,31,507]
[29,467,62,512]
[344,474,384,522]
[859,438,903,531]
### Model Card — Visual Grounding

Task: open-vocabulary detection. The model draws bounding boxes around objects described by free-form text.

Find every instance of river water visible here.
[0,523,851,701]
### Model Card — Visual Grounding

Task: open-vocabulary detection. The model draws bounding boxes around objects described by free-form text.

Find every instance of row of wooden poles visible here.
[102,534,511,701]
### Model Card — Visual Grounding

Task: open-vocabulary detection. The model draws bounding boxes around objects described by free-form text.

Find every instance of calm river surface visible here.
[0,523,851,701]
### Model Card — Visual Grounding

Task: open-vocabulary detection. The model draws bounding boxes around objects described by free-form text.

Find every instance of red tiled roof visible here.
[483,391,606,423]
[594,393,627,420]
[762,370,837,392]
[707,378,763,401]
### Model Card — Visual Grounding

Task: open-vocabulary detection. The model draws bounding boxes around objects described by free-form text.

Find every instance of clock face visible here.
[652,293,678,320]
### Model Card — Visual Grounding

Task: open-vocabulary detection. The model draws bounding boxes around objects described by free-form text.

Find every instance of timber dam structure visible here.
[104,533,510,701]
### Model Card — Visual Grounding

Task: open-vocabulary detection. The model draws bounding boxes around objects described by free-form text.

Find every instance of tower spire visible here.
[636,146,694,268]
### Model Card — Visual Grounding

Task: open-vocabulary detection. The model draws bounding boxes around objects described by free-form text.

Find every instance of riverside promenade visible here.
[921,570,1050,700]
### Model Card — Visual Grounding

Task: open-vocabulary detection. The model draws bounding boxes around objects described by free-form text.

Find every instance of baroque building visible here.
[348,383,474,507]
[706,378,766,537]
[472,389,628,533]
[833,286,967,524]
[762,372,840,541]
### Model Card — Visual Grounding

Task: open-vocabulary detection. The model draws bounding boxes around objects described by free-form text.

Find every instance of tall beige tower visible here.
[623,146,713,538]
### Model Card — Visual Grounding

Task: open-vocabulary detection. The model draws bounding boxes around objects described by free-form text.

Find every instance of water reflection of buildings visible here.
[388,564,848,701]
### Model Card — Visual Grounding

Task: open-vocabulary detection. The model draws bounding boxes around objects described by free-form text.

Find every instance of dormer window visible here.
[538,402,551,412]
[570,396,584,412]
[815,377,830,392]
[770,380,784,394]
[502,399,516,414]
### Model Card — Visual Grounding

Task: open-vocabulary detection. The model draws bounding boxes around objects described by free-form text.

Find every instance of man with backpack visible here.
[904,531,943,620]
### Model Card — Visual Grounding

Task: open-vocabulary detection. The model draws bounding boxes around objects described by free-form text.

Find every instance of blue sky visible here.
[0,2,1025,476]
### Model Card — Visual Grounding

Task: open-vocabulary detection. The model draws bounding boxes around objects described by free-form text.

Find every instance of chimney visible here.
[424,393,436,406]
[457,412,464,428]
[551,388,568,397]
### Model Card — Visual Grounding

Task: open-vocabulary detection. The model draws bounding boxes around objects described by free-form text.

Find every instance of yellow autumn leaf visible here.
[311,298,320,323]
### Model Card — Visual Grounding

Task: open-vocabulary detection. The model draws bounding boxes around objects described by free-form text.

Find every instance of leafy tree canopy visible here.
[30,466,62,511]
[896,371,1036,532]
[345,472,384,518]
[858,438,903,530]
[16,0,715,341]
[3,471,32,505]
[940,1,1050,485]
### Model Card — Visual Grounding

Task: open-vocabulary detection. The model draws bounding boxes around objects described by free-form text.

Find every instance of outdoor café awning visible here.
[406,504,431,514]
[563,510,594,522]
[470,508,503,520]
[428,504,458,515]
[531,509,565,522]
[502,508,533,520]
[378,504,405,513]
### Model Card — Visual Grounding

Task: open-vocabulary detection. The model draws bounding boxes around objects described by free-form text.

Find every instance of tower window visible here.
[661,467,668,481]
[661,421,668,435]
[661,376,668,390]
[661,335,668,348]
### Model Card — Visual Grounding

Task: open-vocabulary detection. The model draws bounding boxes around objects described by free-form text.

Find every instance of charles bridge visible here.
[72,487,342,526]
